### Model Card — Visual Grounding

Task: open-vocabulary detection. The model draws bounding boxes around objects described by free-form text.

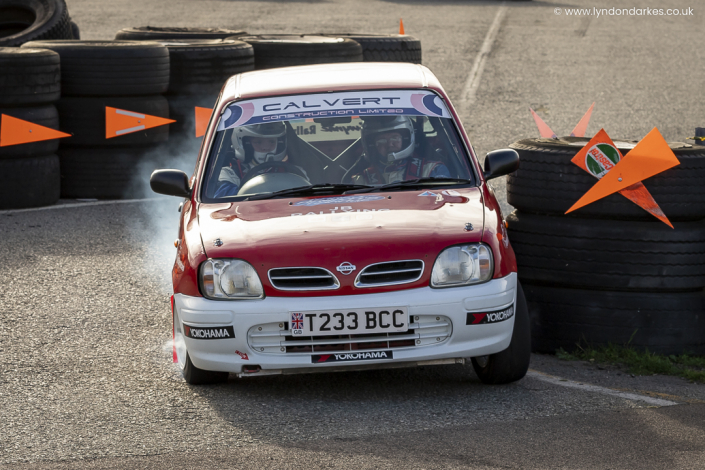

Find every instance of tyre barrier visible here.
[526,285,705,355]
[506,137,705,354]
[21,40,171,199]
[115,26,246,41]
[508,137,705,221]
[319,34,422,64]
[3,29,423,205]
[238,35,364,70]
[0,47,62,209]
[0,0,74,47]
[506,211,705,292]
[156,38,254,142]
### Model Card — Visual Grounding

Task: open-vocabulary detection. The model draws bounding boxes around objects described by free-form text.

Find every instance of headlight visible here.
[200,259,264,300]
[431,244,493,288]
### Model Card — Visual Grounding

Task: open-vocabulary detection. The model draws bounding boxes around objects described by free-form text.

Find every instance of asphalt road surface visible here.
[2,0,704,468]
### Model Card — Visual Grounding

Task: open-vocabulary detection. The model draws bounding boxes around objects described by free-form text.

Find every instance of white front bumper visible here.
[174,273,517,376]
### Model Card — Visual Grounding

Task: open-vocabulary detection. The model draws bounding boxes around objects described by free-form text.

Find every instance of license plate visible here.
[290,307,408,337]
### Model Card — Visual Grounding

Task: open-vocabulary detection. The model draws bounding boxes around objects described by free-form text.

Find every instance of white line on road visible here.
[527,370,678,407]
[461,2,508,113]
[0,198,161,215]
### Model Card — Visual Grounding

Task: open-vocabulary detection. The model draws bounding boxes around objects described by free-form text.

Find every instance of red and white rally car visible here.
[151,62,530,385]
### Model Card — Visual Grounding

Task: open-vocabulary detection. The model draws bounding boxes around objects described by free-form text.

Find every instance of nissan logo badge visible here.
[336,262,356,275]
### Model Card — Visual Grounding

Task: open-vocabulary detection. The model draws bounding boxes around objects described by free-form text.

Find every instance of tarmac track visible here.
[1,0,704,468]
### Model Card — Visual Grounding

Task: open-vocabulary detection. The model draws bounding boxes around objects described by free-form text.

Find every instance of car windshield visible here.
[201,90,475,201]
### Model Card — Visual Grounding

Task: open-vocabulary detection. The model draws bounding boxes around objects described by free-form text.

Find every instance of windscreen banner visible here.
[217,90,451,130]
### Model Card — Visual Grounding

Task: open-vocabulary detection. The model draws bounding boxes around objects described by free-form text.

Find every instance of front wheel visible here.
[471,282,531,384]
[174,309,229,385]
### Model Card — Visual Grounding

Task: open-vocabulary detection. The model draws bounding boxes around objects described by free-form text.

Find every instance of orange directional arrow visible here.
[529,108,557,138]
[566,128,679,227]
[105,107,175,139]
[0,114,71,147]
[195,107,213,138]
[529,103,594,139]
[569,102,594,137]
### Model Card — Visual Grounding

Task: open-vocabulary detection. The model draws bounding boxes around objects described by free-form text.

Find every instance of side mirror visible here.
[150,169,191,198]
[483,149,519,181]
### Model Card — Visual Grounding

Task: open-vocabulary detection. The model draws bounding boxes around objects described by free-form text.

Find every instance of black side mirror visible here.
[150,169,191,198]
[483,149,520,181]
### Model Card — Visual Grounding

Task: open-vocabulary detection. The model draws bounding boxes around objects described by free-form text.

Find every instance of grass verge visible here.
[556,344,705,383]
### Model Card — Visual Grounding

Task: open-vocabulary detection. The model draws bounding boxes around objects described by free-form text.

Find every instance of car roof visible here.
[221,62,444,101]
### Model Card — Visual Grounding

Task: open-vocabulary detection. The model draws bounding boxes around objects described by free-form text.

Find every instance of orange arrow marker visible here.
[569,102,594,137]
[105,107,175,139]
[566,128,673,226]
[529,108,557,138]
[195,107,213,138]
[566,128,680,224]
[0,114,71,147]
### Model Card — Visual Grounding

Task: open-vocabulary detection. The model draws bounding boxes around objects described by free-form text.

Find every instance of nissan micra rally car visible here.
[150,62,530,385]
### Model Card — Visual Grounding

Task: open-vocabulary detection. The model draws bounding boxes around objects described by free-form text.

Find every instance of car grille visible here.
[247,315,452,355]
[355,260,424,287]
[268,267,339,291]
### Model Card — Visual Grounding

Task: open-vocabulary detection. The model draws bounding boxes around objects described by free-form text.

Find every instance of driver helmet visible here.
[361,116,416,164]
[231,122,287,164]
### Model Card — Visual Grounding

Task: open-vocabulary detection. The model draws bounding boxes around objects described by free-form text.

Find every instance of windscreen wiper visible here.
[246,183,374,201]
[343,177,473,194]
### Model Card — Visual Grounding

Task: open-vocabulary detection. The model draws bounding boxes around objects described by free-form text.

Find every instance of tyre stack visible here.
[115,28,255,164]
[0,0,74,47]
[505,136,705,355]
[21,40,171,199]
[0,48,62,209]
[238,35,363,70]
[319,34,422,64]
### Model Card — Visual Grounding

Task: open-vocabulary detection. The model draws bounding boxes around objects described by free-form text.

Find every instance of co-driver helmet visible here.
[361,116,416,164]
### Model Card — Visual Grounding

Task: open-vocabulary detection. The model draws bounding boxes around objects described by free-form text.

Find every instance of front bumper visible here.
[174,272,517,377]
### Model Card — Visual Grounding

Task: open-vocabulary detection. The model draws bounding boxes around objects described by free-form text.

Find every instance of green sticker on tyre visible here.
[585,143,620,179]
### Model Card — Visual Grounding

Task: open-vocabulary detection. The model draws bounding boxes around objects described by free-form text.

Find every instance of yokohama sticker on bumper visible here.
[184,324,235,339]
[312,350,394,363]
[466,305,514,325]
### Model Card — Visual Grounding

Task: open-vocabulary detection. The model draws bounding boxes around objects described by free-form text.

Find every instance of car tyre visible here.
[115,26,246,41]
[0,48,61,106]
[525,284,705,355]
[157,38,254,95]
[173,309,229,385]
[0,0,73,47]
[507,137,705,221]
[506,211,705,292]
[239,35,363,70]
[0,154,59,209]
[183,353,229,385]
[20,40,170,96]
[471,282,531,384]
[69,20,79,39]
[319,34,421,63]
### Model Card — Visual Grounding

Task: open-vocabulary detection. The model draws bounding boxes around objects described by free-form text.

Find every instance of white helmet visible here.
[231,122,287,164]
[361,116,416,164]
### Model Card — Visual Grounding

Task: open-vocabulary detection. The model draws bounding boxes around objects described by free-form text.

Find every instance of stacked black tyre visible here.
[0,48,62,209]
[21,40,171,199]
[0,0,74,46]
[114,28,255,166]
[238,35,363,70]
[319,34,422,63]
[155,38,253,144]
[506,137,705,355]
